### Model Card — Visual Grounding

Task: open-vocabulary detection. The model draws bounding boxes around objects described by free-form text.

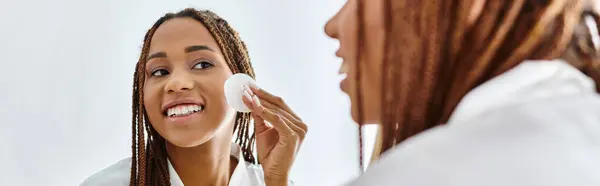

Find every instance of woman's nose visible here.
[324,1,345,39]
[324,16,339,39]
[164,72,195,93]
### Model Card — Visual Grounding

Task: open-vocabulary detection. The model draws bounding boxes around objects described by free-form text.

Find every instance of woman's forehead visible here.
[149,17,221,54]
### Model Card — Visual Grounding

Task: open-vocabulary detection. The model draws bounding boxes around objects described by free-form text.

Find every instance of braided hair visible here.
[355,0,600,168]
[130,8,256,186]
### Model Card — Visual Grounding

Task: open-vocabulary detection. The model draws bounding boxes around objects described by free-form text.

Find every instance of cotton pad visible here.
[224,73,257,113]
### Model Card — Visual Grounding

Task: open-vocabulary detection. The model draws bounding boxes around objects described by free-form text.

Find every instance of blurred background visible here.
[0,0,378,185]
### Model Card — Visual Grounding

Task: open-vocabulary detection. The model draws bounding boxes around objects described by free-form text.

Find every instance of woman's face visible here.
[143,17,236,147]
[325,0,385,124]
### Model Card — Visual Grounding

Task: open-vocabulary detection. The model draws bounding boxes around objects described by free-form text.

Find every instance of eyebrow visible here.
[185,45,214,53]
[147,52,167,61]
[146,45,215,61]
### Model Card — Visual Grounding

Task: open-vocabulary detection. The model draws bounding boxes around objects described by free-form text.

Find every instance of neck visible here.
[166,129,237,186]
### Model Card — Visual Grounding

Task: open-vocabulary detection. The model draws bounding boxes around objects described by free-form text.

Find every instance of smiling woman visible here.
[80,8,305,186]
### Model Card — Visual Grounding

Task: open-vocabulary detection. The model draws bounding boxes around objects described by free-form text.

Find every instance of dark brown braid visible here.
[354,0,600,161]
[355,0,366,173]
[130,8,257,186]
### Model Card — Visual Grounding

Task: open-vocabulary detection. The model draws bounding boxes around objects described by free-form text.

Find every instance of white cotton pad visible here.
[224,73,258,113]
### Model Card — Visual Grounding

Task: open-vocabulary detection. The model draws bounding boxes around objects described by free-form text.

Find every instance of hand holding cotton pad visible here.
[224,73,258,113]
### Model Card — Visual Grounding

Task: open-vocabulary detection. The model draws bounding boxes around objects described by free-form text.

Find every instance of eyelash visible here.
[149,60,214,77]
[192,60,214,70]
[150,68,169,77]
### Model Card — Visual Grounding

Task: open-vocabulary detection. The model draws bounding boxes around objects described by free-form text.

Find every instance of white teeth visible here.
[167,105,203,117]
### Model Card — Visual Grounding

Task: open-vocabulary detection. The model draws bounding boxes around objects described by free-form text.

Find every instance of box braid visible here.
[355,0,366,173]
[130,8,257,186]
[354,0,600,169]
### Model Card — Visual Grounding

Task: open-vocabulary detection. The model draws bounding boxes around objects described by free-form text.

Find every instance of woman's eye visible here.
[193,61,214,69]
[151,69,169,76]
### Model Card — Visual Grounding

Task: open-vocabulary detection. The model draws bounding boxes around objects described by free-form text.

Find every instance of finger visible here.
[253,104,295,138]
[242,89,273,135]
[252,113,271,135]
[260,99,308,134]
[248,86,301,120]
[242,88,258,109]
[259,100,298,122]
[244,87,307,140]
[247,93,303,141]
[268,109,307,153]
[269,107,307,140]
[242,90,252,108]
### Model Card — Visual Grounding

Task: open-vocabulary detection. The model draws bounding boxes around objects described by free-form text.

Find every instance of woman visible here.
[82,8,306,186]
[326,0,600,185]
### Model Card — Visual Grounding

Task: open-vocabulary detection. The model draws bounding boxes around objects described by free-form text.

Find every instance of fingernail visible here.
[249,85,260,92]
[244,85,253,96]
[243,89,253,102]
[252,95,262,108]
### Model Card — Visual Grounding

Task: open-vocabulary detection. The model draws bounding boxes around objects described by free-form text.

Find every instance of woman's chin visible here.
[351,108,380,125]
[164,133,213,148]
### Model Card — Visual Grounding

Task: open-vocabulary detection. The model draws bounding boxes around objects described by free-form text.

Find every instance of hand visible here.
[242,85,307,185]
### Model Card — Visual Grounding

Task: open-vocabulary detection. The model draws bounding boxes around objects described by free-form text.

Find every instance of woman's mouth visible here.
[165,104,204,117]
[340,73,349,93]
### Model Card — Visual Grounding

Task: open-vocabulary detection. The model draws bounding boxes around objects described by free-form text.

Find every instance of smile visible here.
[165,104,204,117]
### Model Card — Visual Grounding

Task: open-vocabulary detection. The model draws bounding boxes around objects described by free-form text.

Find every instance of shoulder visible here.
[348,94,600,186]
[459,93,600,138]
[80,158,132,186]
[470,93,600,143]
